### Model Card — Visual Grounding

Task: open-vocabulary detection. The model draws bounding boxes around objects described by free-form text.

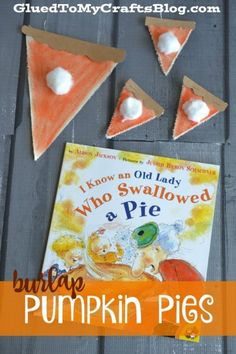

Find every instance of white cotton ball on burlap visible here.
[120,97,143,121]
[183,99,210,122]
[46,67,73,95]
[157,31,181,55]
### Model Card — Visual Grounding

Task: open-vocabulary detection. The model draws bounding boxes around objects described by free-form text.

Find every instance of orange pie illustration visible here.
[145,17,196,75]
[106,79,164,139]
[173,76,228,140]
[22,26,126,160]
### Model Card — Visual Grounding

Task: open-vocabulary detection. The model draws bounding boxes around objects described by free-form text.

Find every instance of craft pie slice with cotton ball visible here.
[173,76,228,140]
[21,26,126,160]
[106,79,164,139]
[145,17,196,75]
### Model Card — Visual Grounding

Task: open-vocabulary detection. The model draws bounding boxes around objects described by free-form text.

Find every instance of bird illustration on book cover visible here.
[42,143,219,287]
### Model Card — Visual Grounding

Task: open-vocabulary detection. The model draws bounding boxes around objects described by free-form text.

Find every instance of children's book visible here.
[42,143,219,339]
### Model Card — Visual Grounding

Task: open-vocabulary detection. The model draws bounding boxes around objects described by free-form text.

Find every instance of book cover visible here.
[42,143,219,286]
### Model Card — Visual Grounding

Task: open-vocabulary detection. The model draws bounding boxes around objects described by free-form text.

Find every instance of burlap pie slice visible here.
[22,26,126,160]
[173,76,228,140]
[106,79,164,139]
[145,17,195,75]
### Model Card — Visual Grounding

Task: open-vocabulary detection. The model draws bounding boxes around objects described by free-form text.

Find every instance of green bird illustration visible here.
[132,222,159,248]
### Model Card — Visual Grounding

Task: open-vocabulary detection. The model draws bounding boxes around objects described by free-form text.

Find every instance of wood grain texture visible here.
[0,337,99,354]
[223,0,236,352]
[0,136,11,254]
[0,0,25,135]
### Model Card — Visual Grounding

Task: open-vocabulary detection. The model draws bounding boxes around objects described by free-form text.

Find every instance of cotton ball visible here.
[183,99,210,122]
[120,97,143,121]
[157,32,181,55]
[46,67,73,95]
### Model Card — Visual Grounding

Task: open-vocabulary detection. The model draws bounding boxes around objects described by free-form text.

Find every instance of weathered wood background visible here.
[0,0,235,353]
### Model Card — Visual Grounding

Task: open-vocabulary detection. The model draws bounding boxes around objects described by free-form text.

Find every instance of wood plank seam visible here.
[0,7,30,277]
